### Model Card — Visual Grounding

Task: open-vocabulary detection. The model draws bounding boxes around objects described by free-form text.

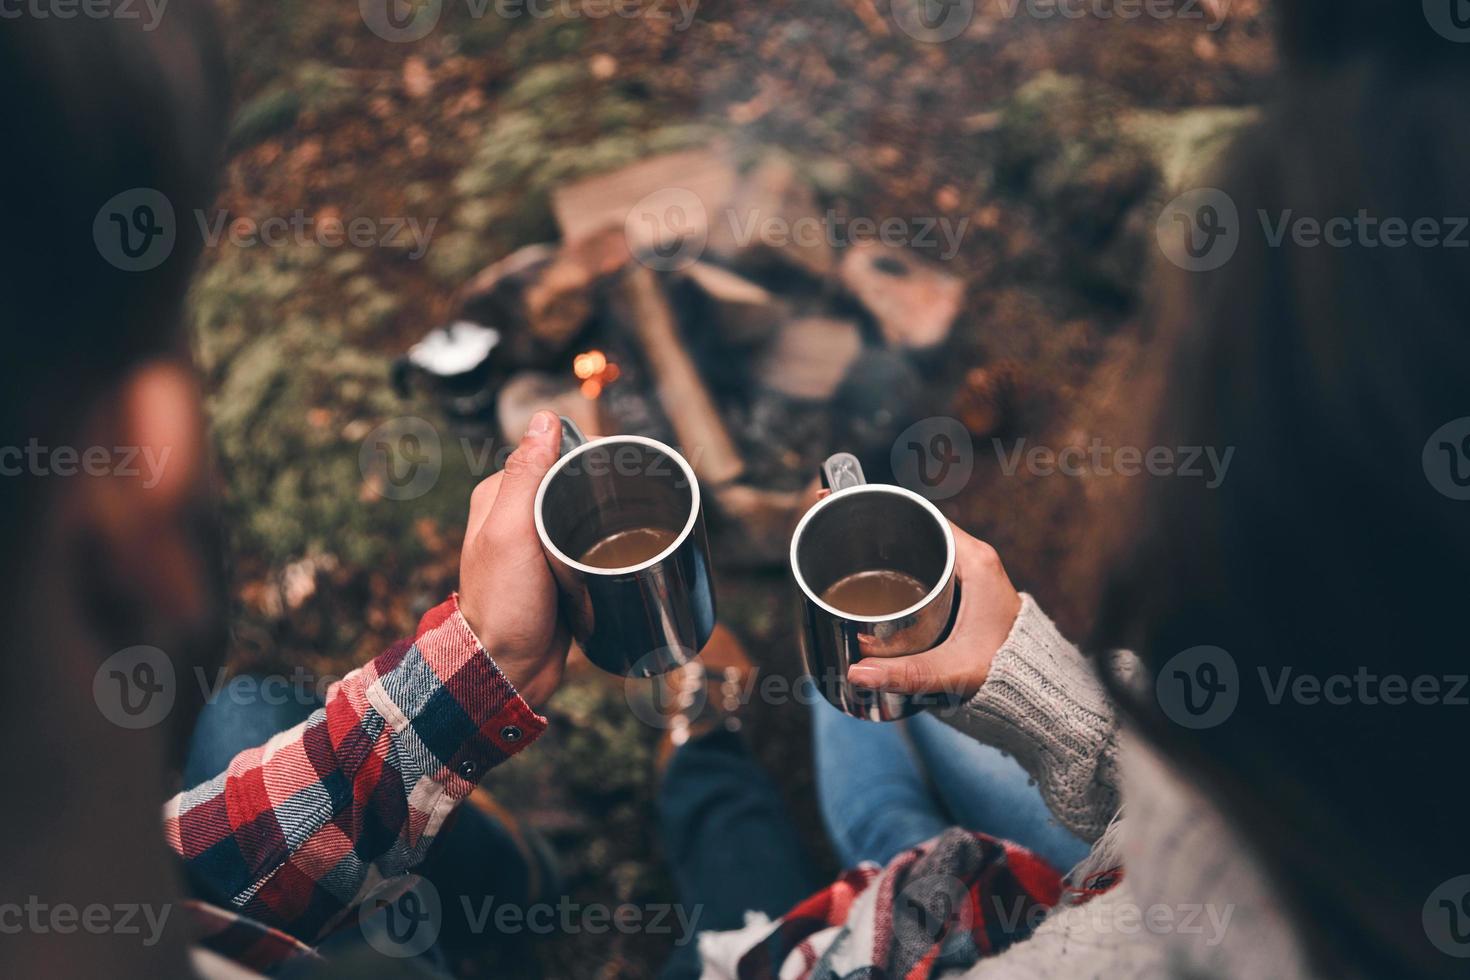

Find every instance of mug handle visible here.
[558,415,589,458]
[821,452,865,492]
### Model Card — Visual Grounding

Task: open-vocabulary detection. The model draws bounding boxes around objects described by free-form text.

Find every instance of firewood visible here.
[551,147,738,249]
[839,240,964,351]
[668,261,784,347]
[707,155,835,280]
[754,316,862,401]
[496,372,603,449]
[617,265,745,486]
[455,228,630,366]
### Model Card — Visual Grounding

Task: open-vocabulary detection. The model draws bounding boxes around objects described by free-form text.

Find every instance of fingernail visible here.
[527,411,554,437]
[848,664,882,688]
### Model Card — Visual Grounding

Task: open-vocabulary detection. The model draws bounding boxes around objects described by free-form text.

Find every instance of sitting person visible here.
[658,3,1470,977]
[0,8,573,978]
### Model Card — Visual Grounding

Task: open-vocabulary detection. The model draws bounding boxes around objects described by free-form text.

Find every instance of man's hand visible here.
[847,526,1022,701]
[459,410,570,709]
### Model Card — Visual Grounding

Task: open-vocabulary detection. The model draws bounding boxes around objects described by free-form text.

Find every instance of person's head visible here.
[0,6,228,975]
[1096,4,1470,977]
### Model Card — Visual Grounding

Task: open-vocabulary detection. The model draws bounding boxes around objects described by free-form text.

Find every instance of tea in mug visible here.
[820,569,930,617]
[579,526,680,569]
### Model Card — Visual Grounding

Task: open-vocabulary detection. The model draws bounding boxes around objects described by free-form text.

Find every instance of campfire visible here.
[396,147,968,567]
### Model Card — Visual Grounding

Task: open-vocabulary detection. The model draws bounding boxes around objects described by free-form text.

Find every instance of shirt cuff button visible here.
[500,724,524,743]
[457,760,479,780]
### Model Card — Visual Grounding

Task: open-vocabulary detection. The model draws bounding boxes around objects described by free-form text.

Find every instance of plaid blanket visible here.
[701,828,1117,980]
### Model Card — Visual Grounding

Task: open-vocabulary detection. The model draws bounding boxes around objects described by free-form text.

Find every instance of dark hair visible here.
[1095,20,1470,980]
[0,7,229,580]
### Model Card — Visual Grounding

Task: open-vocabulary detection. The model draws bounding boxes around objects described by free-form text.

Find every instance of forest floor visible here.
[195,1,1275,974]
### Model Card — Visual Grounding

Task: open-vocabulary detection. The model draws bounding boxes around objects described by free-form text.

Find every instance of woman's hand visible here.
[847,526,1022,701]
[458,410,570,709]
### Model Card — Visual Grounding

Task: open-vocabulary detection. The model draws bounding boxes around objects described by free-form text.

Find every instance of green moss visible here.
[1122,106,1260,192]
[228,61,354,149]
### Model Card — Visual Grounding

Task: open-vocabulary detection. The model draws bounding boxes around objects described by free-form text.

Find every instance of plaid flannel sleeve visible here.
[162,594,547,943]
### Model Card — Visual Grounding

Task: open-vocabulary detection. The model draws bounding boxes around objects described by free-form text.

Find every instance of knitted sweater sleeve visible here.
[929,593,1124,843]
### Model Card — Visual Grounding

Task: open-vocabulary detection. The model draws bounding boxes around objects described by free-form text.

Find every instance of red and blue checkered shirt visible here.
[163,595,546,972]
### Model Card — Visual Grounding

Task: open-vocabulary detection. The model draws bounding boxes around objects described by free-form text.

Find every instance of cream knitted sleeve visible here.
[929,593,1125,843]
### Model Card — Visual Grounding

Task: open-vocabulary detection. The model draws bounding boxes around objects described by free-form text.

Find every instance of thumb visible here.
[492,410,562,537]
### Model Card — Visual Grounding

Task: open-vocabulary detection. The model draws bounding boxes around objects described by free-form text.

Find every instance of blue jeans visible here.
[657,730,817,979]
[811,696,1091,871]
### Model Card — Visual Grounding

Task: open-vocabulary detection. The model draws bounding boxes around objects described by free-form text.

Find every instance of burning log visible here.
[454,228,630,367]
[617,265,745,486]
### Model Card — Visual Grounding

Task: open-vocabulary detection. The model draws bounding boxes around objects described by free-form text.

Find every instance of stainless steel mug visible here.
[534,417,716,677]
[791,453,957,721]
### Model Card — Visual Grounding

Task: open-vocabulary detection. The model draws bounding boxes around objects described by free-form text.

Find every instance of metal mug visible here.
[533,417,716,677]
[791,453,958,721]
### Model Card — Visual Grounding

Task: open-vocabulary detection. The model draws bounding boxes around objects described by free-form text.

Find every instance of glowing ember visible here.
[572,349,619,399]
[573,350,607,379]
